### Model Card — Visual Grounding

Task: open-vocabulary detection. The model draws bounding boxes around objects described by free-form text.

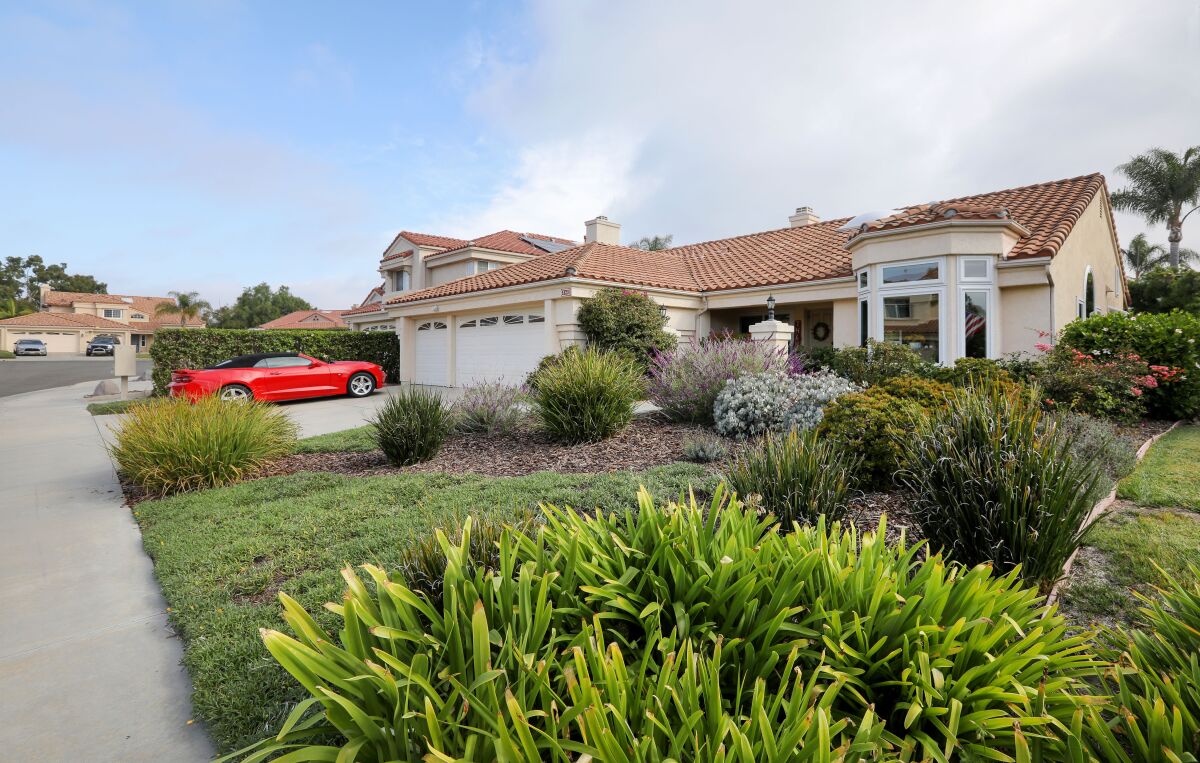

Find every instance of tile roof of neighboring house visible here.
[257,309,351,330]
[389,242,701,303]
[400,231,470,249]
[386,173,1111,305]
[0,312,134,330]
[343,302,388,316]
[358,284,384,306]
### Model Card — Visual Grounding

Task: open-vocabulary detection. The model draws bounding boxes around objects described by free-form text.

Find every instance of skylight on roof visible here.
[837,210,903,231]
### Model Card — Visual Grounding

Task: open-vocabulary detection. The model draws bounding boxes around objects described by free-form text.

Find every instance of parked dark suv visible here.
[86,335,121,356]
[13,338,48,356]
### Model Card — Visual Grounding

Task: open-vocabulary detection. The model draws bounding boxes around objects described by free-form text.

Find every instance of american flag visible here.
[965,306,986,338]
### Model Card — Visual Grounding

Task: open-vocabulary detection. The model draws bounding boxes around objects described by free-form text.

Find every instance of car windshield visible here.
[17,340,42,345]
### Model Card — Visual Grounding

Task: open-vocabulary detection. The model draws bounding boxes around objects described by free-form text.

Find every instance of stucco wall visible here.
[999,284,1053,356]
[428,261,473,287]
[1047,193,1125,331]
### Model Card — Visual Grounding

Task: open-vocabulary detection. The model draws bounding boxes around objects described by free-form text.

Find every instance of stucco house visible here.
[346,173,1126,387]
[0,287,204,354]
[256,309,354,330]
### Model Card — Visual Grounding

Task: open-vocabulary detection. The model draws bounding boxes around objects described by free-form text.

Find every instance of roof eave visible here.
[844,219,1031,250]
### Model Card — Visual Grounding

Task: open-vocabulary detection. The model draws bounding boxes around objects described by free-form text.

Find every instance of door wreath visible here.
[811,321,830,342]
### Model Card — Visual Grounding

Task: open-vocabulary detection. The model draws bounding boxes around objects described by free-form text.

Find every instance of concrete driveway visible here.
[0,381,212,761]
[0,357,153,397]
[278,383,460,437]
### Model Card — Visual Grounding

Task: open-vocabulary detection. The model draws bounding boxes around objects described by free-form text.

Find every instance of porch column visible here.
[445,314,456,387]
[397,316,416,383]
[748,319,794,354]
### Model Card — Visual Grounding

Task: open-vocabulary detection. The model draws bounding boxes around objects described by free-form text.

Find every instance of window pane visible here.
[883,292,939,362]
[964,290,988,359]
[962,259,988,279]
[881,261,939,284]
[859,300,869,347]
[858,271,868,289]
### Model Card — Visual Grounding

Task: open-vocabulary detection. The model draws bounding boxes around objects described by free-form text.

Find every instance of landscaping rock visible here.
[91,379,120,396]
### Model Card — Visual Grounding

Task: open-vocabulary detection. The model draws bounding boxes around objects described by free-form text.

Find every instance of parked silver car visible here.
[13,339,47,356]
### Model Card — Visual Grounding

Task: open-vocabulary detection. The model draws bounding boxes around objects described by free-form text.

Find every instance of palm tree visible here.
[632,234,673,251]
[1122,234,1169,278]
[1111,146,1200,269]
[0,297,34,319]
[155,290,211,327]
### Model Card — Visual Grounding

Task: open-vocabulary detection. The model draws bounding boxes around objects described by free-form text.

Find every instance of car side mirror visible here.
[309,360,323,368]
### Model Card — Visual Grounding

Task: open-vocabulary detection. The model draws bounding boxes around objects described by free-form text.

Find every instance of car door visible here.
[260,356,330,399]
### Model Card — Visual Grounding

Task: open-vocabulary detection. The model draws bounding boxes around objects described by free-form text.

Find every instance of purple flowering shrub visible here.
[647,334,794,424]
[453,381,527,436]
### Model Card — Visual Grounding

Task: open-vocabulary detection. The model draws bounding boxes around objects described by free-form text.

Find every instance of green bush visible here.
[452,381,526,436]
[576,287,676,367]
[931,356,1014,386]
[804,339,935,386]
[1060,310,1200,419]
[522,346,580,392]
[1129,266,1200,315]
[817,377,951,488]
[532,347,643,443]
[233,487,1103,762]
[1088,568,1200,761]
[725,428,859,525]
[681,432,729,462]
[150,327,399,395]
[898,383,1104,592]
[1031,342,1155,423]
[108,395,297,496]
[370,388,453,465]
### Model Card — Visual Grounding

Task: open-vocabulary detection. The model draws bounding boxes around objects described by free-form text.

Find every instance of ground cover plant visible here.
[109,395,297,495]
[232,487,1107,761]
[135,464,714,753]
[532,347,642,443]
[647,333,789,423]
[0,349,15,358]
[898,383,1103,592]
[680,432,728,462]
[1118,424,1200,510]
[291,424,376,454]
[86,398,146,416]
[370,388,454,466]
[724,427,858,525]
[1050,411,1139,498]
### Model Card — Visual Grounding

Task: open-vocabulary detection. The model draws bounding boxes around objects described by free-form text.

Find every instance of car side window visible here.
[253,358,273,368]
[263,356,312,369]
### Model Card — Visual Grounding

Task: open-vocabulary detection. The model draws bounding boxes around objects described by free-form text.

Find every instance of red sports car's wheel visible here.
[347,372,375,398]
[219,384,254,402]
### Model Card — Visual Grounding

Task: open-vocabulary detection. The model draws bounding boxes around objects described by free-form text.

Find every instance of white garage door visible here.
[456,312,546,386]
[413,320,449,386]
[10,330,79,353]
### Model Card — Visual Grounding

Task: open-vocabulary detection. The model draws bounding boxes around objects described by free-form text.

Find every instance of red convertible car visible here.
[168,352,385,402]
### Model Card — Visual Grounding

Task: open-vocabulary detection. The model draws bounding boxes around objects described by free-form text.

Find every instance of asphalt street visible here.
[0,358,154,397]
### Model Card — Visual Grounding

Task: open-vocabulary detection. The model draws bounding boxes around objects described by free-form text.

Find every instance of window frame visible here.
[958,286,995,360]
[879,259,942,287]
[102,308,122,318]
[958,257,992,282]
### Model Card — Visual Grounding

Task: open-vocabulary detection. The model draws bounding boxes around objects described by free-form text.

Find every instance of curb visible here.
[1046,419,1182,606]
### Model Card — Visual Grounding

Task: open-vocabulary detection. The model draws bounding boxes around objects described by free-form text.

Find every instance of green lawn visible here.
[86,398,146,416]
[292,424,375,453]
[135,464,716,753]
[0,350,14,359]
[1117,425,1200,511]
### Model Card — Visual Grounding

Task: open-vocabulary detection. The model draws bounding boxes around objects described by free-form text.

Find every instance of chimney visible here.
[789,206,820,228]
[38,283,51,308]
[584,215,621,245]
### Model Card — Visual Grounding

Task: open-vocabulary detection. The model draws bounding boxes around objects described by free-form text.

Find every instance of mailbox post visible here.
[113,344,137,400]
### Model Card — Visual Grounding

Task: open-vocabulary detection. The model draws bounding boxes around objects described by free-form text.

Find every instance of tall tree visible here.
[155,291,212,327]
[209,283,313,329]
[1111,146,1200,269]
[632,234,674,251]
[0,256,106,311]
[1122,233,1169,278]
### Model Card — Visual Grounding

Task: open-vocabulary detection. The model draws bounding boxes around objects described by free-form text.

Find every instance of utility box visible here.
[113,344,137,399]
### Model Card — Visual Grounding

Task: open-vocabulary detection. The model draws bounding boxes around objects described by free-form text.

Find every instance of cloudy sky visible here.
[2,0,1198,309]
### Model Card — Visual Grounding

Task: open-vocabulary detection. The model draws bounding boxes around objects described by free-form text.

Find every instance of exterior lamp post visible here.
[658,303,668,318]
[766,295,776,321]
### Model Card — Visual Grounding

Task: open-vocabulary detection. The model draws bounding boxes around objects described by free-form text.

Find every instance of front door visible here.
[805,309,833,348]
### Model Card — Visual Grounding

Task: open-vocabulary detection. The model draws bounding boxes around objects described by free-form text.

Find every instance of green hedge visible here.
[149,328,399,395]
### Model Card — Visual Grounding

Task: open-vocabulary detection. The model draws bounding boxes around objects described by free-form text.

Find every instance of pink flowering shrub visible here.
[1031,343,1177,423]
[647,334,794,423]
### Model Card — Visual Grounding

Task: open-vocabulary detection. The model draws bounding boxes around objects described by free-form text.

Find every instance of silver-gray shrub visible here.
[453,381,527,436]
[713,369,859,439]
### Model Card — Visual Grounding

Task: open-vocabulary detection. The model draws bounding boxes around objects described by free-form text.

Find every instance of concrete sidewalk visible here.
[0,381,212,761]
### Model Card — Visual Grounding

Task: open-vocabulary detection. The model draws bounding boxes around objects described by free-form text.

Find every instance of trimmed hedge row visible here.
[149,328,399,395]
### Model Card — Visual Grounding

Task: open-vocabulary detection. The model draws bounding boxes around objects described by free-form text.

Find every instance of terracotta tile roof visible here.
[0,312,133,330]
[382,173,1111,305]
[40,290,204,326]
[399,231,469,249]
[435,230,578,257]
[389,242,700,304]
[358,284,384,307]
[257,309,351,330]
[40,290,129,306]
[674,219,856,290]
[851,173,1108,260]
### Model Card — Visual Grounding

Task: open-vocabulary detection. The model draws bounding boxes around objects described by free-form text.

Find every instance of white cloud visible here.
[461,0,1200,246]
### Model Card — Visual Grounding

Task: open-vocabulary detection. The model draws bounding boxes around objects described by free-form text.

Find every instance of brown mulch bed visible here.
[1116,419,1177,442]
[846,491,922,546]
[266,418,714,479]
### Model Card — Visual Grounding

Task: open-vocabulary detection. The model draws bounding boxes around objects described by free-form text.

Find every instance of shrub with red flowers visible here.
[1030,342,1177,423]
[647,333,793,423]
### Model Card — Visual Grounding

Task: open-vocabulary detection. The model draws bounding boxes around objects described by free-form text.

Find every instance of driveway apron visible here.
[0,381,212,761]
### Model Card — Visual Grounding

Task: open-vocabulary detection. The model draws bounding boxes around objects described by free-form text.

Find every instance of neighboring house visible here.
[0,287,204,354]
[346,173,1127,387]
[256,309,352,330]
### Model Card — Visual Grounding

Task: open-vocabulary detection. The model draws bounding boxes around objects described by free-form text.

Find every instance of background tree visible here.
[0,297,35,319]
[1122,233,1169,278]
[209,283,313,329]
[1111,146,1200,269]
[0,256,107,312]
[1129,267,1200,315]
[631,234,673,251]
[155,291,212,327]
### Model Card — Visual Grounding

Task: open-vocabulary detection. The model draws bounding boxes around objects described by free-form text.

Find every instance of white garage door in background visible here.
[413,321,448,386]
[9,330,79,353]
[456,312,546,386]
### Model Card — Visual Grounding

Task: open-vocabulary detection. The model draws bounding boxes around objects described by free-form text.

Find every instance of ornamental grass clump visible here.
[713,368,858,439]
[532,347,642,443]
[898,382,1104,592]
[452,381,526,436]
[233,487,1105,762]
[724,427,859,525]
[108,394,297,496]
[647,334,789,423]
[370,387,453,465]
